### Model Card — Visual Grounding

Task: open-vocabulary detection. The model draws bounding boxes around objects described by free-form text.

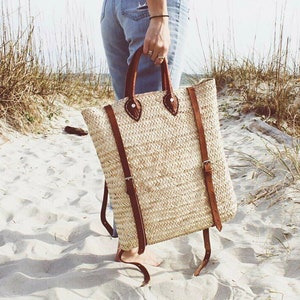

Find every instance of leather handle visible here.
[124,46,179,121]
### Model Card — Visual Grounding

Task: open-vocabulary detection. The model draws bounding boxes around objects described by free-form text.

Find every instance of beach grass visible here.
[0,3,112,133]
[208,49,300,138]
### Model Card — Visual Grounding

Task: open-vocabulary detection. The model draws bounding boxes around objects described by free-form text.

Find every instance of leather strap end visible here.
[100,182,114,237]
[215,219,223,232]
[118,250,151,286]
[124,98,142,121]
[163,93,179,116]
[193,249,211,276]
[194,229,211,276]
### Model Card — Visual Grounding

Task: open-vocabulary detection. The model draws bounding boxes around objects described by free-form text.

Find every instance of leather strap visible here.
[100,182,114,236]
[187,87,223,231]
[194,229,211,276]
[117,250,150,287]
[104,105,147,254]
[124,46,179,121]
[125,46,169,97]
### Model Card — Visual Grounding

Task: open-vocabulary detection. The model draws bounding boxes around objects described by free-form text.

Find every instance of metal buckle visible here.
[202,160,211,166]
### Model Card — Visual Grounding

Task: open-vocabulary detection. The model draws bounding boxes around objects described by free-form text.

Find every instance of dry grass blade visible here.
[197,7,300,138]
[266,143,300,182]
[0,2,112,133]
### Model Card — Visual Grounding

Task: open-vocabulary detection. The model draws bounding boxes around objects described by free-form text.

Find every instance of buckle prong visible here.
[202,160,211,166]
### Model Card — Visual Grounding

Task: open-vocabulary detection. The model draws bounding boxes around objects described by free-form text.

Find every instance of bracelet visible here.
[149,14,169,20]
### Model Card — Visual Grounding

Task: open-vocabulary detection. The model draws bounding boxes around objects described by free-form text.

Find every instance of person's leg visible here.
[101,0,161,266]
[101,0,191,266]
[101,0,129,100]
[102,0,191,98]
[100,0,123,239]
[117,0,162,95]
[166,0,191,89]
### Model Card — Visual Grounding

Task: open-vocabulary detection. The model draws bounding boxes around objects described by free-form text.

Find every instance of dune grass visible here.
[207,48,300,137]
[199,15,300,138]
[0,4,112,133]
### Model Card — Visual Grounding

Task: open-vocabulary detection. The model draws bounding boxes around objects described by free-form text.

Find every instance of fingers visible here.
[143,20,170,65]
[154,54,165,65]
[144,46,168,65]
[148,52,166,64]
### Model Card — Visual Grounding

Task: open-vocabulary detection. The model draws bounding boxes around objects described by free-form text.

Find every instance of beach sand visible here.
[0,98,299,300]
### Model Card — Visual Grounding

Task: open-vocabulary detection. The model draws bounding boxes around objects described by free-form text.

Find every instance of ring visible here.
[157,56,165,60]
[147,50,153,56]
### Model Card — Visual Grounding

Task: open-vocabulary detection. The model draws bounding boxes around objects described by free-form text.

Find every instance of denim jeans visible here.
[101,0,191,237]
[101,0,191,100]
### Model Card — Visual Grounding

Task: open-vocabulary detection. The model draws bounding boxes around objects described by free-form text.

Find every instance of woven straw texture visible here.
[82,79,236,250]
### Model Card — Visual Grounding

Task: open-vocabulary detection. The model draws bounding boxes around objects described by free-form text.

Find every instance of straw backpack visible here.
[82,47,237,285]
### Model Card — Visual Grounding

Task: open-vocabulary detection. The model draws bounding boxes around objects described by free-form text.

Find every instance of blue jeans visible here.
[101,0,191,100]
[101,0,191,237]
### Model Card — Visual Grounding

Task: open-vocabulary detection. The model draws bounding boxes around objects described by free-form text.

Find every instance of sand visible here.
[0,98,299,300]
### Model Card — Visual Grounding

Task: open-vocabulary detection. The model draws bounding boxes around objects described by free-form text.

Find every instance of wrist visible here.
[149,14,169,20]
[149,15,169,25]
[146,0,168,16]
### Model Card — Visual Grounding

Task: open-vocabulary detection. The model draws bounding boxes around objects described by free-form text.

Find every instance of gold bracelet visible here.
[149,14,169,20]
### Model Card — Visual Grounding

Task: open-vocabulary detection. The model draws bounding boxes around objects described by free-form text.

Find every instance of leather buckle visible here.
[202,160,212,173]
[202,160,211,167]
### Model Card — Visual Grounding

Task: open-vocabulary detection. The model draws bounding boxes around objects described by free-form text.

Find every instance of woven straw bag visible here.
[82,47,236,285]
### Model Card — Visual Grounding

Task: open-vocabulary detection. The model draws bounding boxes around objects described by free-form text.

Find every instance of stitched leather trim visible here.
[187,87,223,231]
[104,105,147,254]
[163,92,179,116]
[124,97,142,121]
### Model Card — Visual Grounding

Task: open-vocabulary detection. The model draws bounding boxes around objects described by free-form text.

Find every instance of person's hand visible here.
[143,18,170,65]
